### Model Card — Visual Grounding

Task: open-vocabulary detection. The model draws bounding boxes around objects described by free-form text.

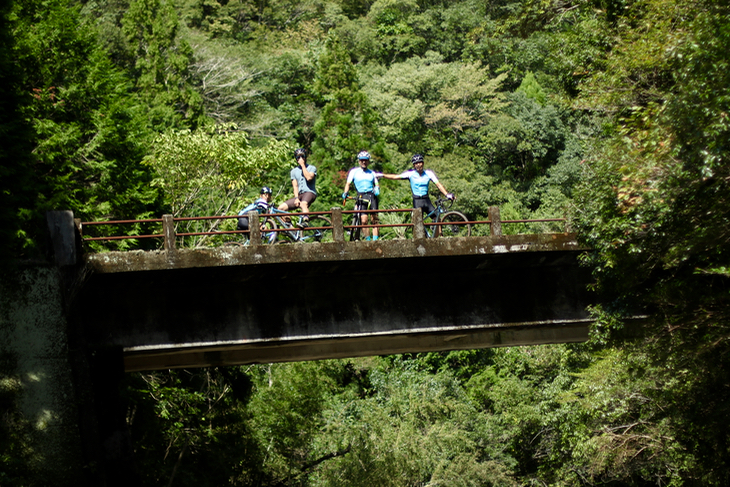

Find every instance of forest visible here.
[1,0,729,485]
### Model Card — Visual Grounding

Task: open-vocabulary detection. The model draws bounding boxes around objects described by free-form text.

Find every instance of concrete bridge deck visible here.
[73,232,593,372]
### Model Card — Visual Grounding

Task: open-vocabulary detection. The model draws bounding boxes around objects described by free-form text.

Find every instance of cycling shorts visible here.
[357,192,379,211]
[237,216,250,231]
[412,196,435,220]
[282,191,317,211]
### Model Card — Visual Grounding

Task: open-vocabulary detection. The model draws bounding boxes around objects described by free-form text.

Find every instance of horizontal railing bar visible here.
[341,208,412,215]
[83,234,164,241]
[81,218,163,226]
[343,223,413,230]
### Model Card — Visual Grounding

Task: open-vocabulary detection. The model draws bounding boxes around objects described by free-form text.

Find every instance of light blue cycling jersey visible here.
[238,198,269,216]
[346,167,379,193]
[397,169,439,197]
[291,165,317,195]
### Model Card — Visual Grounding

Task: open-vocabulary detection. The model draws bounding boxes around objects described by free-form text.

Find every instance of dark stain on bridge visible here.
[72,233,593,372]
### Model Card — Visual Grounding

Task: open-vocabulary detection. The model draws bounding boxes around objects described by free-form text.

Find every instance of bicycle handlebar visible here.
[435,196,455,210]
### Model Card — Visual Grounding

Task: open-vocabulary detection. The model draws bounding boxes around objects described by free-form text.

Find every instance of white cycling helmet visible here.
[357,150,371,160]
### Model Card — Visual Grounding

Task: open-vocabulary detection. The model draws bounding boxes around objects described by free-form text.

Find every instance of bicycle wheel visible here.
[349,212,362,241]
[438,211,471,237]
[301,215,333,243]
[260,217,278,244]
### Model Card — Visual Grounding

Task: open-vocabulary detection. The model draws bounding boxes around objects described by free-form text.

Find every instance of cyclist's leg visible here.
[237,216,249,232]
[414,198,437,236]
[350,199,363,241]
[368,194,379,240]
[278,199,296,225]
[359,195,370,239]
[301,214,332,242]
[297,192,316,227]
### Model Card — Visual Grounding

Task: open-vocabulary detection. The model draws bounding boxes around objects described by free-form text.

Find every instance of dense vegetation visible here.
[2,0,729,485]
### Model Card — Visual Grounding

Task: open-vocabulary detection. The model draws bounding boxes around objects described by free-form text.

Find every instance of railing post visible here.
[248,211,261,246]
[488,206,502,236]
[412,208,426,239]
[331,207,345,243]
[162,214,176,251]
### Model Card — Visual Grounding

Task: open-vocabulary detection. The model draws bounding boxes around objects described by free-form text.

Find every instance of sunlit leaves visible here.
[144,126,290,245]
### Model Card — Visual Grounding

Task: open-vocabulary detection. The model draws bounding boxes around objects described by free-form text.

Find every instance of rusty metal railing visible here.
[79,206,567,250]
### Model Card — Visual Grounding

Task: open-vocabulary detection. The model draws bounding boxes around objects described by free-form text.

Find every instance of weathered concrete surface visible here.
[0,266,85,485]
[73,234,593,371]
[84,232,584,273]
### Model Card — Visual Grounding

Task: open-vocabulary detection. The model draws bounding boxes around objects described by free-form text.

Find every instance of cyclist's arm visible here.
[300,162,315,181]
[434,181,455,199]
[380,173,405,180]
[291,178,299,199]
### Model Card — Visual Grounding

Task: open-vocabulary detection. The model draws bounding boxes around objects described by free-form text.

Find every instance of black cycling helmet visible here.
[411,153,424,164]
[260,186,272,194]
[357,150,371,160]
[294,148,307,160]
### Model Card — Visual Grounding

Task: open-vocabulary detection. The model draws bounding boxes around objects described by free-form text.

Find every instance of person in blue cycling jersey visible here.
[237,186,273,232]
[278,148,317,227]
[380,153,454,220]
[342,150,381,240]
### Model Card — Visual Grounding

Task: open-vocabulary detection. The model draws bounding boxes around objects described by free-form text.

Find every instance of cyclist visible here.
[342,150,381,240]
[278,148,317,227]
[237,186,273,232]
[380,153,454,220]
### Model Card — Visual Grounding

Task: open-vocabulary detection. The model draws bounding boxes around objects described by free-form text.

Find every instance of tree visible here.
[7,0,163,254]
[122,0,206,129]
[0,0,34,262]
[574,1,730,484]
[143,125,291,247]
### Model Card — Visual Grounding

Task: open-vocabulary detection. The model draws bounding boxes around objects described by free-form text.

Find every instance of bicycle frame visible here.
[344,195,372,241]
[422,196,471,238]
[424,197,449,237]
[263,207,330,243]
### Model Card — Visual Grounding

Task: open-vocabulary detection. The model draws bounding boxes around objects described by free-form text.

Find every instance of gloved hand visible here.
[341,192,348,200]
[447,193,455,200]
[373,187,380,196]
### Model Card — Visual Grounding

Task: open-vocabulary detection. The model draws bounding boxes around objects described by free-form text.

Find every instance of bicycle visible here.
[261,208,332,244]
[423,196,471,238]
[342,194,373,241]
[224,208,332,246]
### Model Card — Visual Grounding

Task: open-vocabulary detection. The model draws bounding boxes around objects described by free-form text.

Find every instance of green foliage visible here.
[122,0,206,129]
[6,0,164,255]
[516,71,546,105]
[0,0,34,263]
[127,368,266,486]
[143,126,291,246]
[9,0,730,484]
[573,1,730,484]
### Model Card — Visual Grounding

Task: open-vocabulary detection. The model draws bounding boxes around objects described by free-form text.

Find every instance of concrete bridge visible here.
[72,220,593,373]
[3,210,593,486]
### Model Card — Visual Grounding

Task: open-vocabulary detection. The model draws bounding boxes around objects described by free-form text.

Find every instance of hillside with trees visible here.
[2,0,729,485]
